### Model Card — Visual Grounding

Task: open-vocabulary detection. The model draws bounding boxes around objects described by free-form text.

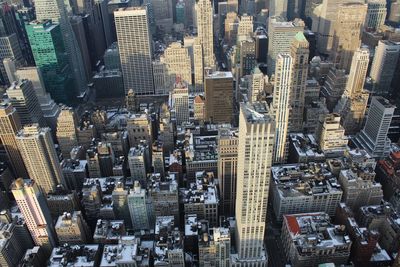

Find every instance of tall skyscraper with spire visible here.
[0,101,27,178]
[35,0,88,96]
[195,0,215,69]
[11,178,57,255]
[115,7,154,95]
[16,125,65,194]
[233,101,274,266]
[271,54,293,164]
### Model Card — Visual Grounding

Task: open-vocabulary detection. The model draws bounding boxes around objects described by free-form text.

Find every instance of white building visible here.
[195,0,215,68]
[16,125,65,194]
[271,54,292,164]
[370,40,400,94]
[163,42,192,87]
[267,16,304,76]
[11,178,57,254]
[271,163,343,221]
[232,102,275,266]
[354,96,395,159]
[56,107,78,158]
[115,7,154,95]
[316,113,348,157]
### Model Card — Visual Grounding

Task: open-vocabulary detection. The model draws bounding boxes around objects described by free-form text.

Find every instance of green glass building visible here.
[26,20,73,104]
[175,1,185,25]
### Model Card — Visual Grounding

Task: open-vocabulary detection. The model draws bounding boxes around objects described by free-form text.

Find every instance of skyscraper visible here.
[0,101,27,178]
[193,38,204,92]
[370,40,400,94]
[218,128,238,217]
[248,67,265,103]
[0,34,24,84]
[204,71,233,123]
[270,0,288,19]
[163,42,192,86]
[332,3,367,72]
[354,96,395,158]
[16,125,65,194]
[233,101,274,266]
[35,0,88,95]
[172,81,189,125]
[365,0,387,31]
[26,20,73,104]
[128,181,152,230]
[56,107,78,159]
[271,54,293,164]
[312,0,349,54]
[267,16,304,75]
[14,67,61,130]
[335,47,370,134]
[237,14,253,41]
[289,32,309,132]
[115,7,154,95]
[11,178,57,255]
[195,0,215,68]
[145,0,174,32]
[6,80,46,127]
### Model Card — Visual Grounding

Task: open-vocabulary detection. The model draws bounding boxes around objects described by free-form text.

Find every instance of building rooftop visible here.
[147,173,178,193]
[62,159,87,173]
[284,212,351,254]
[241,101,273,123]
[93,219,125,243]
[272,163,342,198]
[184,214,198,236]
[206,71,233,79]
[100,236,150,266]
[154,216,183,264]
[180,172,218,205]
[48,244,99,267]
[289,133,325,161]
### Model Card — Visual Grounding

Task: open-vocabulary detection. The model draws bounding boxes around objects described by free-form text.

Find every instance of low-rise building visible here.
[180,172,219,226]
[61,159,87,190]
[46,190,80,218]
[153,216,184,266]
[48,245,100,267]
[147,173,179,225]
[128,143,150,180]
[0,216,34,267]
[338,168,383,211]
[100,236,150,267]
[357,203,400,254]
[376,151,400,200]
[93,219,126,245]
[282,212,351,267]
[271,163,342,221]
[55,211,90,245]
[288,133,325,163]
